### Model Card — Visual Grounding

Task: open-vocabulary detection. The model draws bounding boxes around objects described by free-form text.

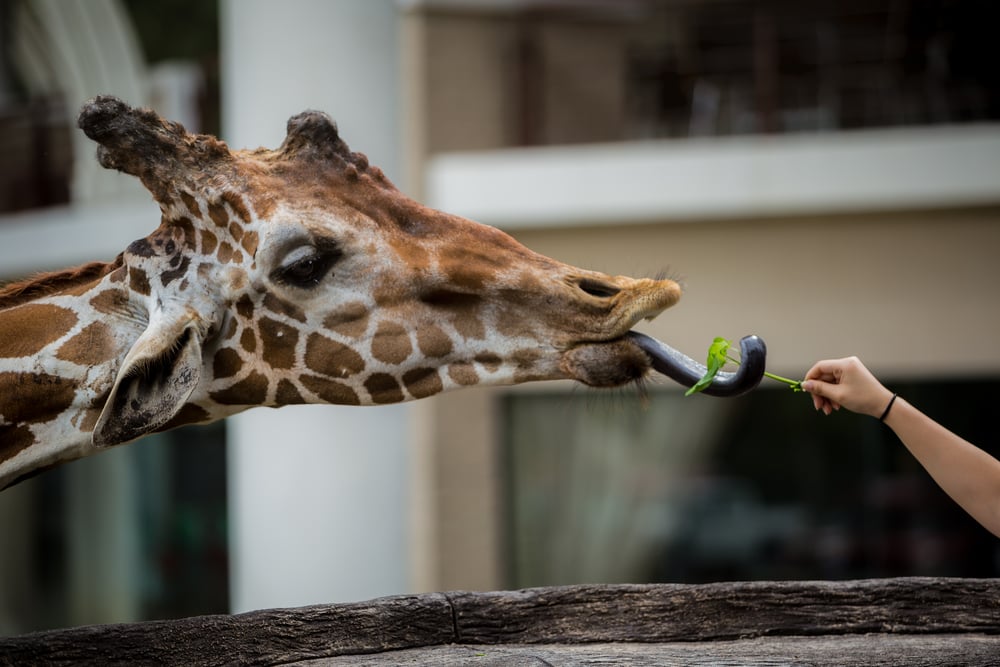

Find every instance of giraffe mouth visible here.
[627,332,767,397]
[562,332,766,398]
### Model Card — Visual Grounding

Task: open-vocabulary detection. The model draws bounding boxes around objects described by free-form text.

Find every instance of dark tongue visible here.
[627,332,766,397]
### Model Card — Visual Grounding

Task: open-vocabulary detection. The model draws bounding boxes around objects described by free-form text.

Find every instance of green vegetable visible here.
[686,336,803,396]
[685,337,731,396]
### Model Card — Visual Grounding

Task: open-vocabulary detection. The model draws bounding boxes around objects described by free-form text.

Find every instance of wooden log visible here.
[295,635,1000,667]
[448,577,1000,643]
[1,578,998,666]
[0,593,454,666]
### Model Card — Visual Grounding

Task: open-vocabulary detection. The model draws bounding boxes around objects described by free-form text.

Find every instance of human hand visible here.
[801,356,894,417]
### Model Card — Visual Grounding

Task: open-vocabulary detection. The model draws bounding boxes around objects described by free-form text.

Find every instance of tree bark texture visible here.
[1,577,998,666]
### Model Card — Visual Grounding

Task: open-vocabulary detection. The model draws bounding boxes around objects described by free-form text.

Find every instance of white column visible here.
[220,0,409,612]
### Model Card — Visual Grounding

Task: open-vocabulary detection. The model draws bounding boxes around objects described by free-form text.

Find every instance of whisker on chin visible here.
[650,267,686,290]
[575,378,653,417]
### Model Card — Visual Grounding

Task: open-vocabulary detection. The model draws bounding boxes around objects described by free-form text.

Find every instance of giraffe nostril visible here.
[577,278,621,299]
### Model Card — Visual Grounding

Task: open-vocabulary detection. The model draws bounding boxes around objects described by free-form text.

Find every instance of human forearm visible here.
[884,398,1000,537]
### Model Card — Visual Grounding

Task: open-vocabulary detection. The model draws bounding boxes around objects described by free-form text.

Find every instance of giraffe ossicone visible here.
[0,96,764,490]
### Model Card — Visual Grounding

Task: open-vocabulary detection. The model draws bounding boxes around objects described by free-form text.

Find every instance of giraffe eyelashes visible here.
[272,243,343,289]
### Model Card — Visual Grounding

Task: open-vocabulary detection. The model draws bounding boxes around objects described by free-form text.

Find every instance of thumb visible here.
[802,379,828,396]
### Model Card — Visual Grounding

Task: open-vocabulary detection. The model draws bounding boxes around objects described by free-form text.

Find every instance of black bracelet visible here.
[879,393,898,422]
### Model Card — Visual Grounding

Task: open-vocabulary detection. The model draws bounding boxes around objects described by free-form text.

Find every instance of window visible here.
[0,422,228,635]
[504,378,1000,588]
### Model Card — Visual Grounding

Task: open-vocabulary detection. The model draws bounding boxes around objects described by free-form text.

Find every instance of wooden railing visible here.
[2,577,998,666]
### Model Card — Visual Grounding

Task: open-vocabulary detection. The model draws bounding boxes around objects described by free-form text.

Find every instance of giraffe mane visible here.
[0,256,124,311]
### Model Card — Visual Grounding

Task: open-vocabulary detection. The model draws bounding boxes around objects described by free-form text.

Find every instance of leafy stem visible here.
[685,337,802,396]
[763,370,804,391]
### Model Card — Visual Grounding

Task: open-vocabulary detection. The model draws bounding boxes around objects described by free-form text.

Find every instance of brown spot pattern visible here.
[0,304,77,357]
[365,373,404,404]
[416,325,453,358]
[304,333,365,377]
[213,347,244,379]
[180,191,201,218]
[453,313,486,341]
[160,255,191,287]
[108,266,126,283]
[301,375,360,405]
[323,303,368,338]
[0,424,35,463]
[403,368,443,399]
[275,379,304,404]
[235,295,255,319]
[74,407,101,433]
[259,317,299,369]
[241,230,259,257]
[172,217,198,250]
[129,267,151,296]
[222,190,252,223]
[475,353,503,373]
[217,242,234,264]
[510,348,543,372]
[0,372,77,425]
[438,252,488,291]
[448,363,480,386]
[56,322,115,365]
[371,321,411,365]
[387,236,431,274]
[264,293,307,323]
[208,201,229,228]
[90,289,129,315]
[209,371,269,405]
[240,328,257,353]
[201,229,218,255]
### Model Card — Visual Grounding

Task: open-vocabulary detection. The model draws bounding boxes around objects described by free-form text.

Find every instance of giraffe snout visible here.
[581,275,682,338]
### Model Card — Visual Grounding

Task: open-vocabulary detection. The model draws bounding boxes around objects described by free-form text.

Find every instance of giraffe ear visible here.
[94,316,204,447]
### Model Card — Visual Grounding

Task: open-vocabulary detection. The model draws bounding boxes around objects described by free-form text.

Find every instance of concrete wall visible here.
[220,0,412,612]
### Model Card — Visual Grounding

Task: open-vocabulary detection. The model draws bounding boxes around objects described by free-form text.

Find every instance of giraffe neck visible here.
[0,268,142,489]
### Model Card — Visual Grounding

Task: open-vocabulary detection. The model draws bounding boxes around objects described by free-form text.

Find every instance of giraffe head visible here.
[75,96,762,448]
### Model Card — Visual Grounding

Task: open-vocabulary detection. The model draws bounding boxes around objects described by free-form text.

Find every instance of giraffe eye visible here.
[274,244,341,288]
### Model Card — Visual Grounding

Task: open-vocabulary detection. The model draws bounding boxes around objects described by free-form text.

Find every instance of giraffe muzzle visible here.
[628,332,767,397]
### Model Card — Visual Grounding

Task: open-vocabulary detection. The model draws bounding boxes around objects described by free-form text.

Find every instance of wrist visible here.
[878,393,898,422]
[879,395,910,429]
[864,388,895,419]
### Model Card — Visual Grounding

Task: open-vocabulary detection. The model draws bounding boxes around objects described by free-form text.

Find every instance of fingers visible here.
[802,359,857,416]
[802,356,889,417]
[804,378,842,415]
[804,357,854,383]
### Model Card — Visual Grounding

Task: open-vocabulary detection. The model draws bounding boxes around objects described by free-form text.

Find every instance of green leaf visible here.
[685,337,731,396]
[707,336,731,365]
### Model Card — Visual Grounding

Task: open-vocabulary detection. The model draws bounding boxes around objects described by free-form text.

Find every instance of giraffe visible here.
[0,96,765,490]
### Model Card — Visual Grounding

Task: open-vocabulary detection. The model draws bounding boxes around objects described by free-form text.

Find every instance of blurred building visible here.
[0,0,999,635]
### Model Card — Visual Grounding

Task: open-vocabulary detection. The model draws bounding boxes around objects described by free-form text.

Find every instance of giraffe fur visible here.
[0,96,684,490]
